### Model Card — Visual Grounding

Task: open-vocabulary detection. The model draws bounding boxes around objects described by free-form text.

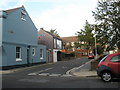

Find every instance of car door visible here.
[108,54,120,74]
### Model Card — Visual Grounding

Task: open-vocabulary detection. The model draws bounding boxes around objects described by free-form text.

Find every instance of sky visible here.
[0,0,98,37]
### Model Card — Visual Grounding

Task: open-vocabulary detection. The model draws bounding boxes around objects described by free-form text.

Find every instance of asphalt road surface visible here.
[2,58,120,89]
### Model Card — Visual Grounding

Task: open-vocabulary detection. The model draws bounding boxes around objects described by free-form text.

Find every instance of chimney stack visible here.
[40,28,44,30]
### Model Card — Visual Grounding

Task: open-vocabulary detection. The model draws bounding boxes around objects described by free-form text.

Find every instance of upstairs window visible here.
[54,39,57,48]
[57,39,62,49]
[21,10,26,21]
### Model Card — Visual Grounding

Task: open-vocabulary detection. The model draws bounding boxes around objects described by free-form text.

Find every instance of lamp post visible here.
[94,25,98,59]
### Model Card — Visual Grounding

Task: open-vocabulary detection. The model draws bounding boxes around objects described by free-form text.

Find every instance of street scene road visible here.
[2,58,120,88]
[0,1,120,90]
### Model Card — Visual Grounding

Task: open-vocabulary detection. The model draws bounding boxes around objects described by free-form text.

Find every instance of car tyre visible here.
[101,71,112,82]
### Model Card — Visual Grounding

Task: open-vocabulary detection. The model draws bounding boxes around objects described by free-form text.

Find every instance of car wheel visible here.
[101,71,112,82]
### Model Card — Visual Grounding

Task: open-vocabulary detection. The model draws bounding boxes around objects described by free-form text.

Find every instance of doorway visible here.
[27,47,30,65]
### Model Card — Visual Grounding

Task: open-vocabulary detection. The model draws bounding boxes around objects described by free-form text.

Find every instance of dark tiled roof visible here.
[4,6,23,14]
[61,36,78,43]
[40,29,62,40]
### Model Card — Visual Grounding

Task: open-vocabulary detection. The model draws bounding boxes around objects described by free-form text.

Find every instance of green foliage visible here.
[76,20,94,50]
[93,45,104,55]
[49,29,59,37]
[92,0,120,50]
[117,41,120,49]
[74,42,82,48]
[70,52,75,57]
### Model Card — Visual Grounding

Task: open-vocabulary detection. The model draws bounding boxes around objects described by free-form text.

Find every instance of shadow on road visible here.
[112,78,120,82]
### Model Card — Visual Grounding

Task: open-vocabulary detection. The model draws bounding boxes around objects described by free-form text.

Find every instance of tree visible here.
[49,29,59,37]
[92,0,120,50]
[74,42,82,48]
[93,45,104,55]
[76,20,95,53]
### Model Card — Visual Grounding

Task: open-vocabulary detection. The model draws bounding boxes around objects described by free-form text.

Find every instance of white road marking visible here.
[61,74,72,77]
[28,67,53,75]
[49,74,61,77]
[38,73,50,76]
[28,73,37,75]
[62,66,68,69]
[35,68,53,73]
[28,72,74,77]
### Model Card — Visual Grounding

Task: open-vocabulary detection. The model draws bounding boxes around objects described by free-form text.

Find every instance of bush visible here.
[64,52,75,58]
[70,52,75,57]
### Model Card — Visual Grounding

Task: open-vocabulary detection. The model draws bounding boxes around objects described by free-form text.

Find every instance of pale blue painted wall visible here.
[36,45,46,63]
[3,7,37,45]
[0,7,46,67]
[0,11,3,67]
[2,43,46,66]
[0,11,2,46]
[2,43,27,66]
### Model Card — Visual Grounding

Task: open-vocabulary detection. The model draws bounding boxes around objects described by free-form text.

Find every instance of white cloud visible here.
[0,0,97,37]
[32,4,96,37]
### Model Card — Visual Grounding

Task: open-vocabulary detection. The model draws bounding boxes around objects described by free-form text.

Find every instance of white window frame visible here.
[32,48,35,56]
[16,47,22,61]
[40,49,43,59]
[21,10,26,21]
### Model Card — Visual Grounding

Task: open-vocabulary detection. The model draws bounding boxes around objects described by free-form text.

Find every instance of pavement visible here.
[66,59,97,77]
[0,63,52,74]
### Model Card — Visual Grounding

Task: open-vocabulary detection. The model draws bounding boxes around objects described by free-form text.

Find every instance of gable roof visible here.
[61,36,78,43]
[4,6,23,14]
[39,28,62,40]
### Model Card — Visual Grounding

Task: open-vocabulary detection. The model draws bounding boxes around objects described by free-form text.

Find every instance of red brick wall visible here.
[38,30,54,49]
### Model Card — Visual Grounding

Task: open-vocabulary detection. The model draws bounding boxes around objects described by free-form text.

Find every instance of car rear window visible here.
[110,55,120,62]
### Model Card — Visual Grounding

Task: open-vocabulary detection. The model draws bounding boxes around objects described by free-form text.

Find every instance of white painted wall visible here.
[53,49,59,63]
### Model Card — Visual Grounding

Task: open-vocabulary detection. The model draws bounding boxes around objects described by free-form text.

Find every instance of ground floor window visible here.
[32,48,35,56]
[40,49,43,59]
[16,47,22,61]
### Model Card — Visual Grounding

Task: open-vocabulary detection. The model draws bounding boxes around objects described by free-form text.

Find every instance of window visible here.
[40,49,43,59]
[32,48,35,56]
[71,42,74,46]
[21,10,26,21]
[57,39,62,49]
[16,47,22,61]
[54,39,57,48]
[110,55,120,62]
[66,42,69,45]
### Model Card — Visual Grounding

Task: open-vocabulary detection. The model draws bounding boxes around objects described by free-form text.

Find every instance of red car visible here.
[97,53,120,82]
[88,53,94,59]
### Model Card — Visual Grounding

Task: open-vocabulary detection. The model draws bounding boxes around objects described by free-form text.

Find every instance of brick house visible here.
[61,36,77,52]
[61,36,88,57]
[38,28,63,63]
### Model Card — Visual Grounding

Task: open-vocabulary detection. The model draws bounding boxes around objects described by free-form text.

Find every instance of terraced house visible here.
[0,6,46,69]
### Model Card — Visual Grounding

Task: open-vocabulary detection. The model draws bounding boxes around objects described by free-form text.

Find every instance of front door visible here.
[27,48,30,65]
